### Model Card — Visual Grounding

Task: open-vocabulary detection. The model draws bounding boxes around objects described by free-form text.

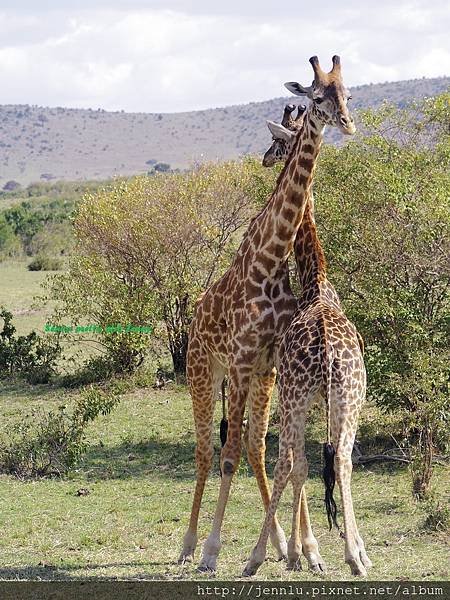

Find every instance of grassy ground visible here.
[0,379,448,582]
[0,261,98,369]
[0,262,448,581]
[0,260,51,336]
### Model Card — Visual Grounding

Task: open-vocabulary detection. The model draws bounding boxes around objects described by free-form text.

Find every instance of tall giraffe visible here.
[179,55,355,573]
[243,105,371,578]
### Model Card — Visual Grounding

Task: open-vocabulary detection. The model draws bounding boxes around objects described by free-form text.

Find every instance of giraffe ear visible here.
[285,81,313,97]
[266,121,294,143]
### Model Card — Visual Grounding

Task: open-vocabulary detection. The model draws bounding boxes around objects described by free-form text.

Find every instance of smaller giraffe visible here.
[262,103,306,168]
[243,102,371,578]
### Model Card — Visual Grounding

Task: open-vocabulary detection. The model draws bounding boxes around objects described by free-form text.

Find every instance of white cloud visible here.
[0,2,448,112]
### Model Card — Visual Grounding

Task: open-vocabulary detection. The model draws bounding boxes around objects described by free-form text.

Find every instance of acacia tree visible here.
[314,93,450,498]
[48,158,275,380]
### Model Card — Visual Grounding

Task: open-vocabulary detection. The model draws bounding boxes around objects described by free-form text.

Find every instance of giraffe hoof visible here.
[178,553,193,565]
[270,525,288,560]
[348,558,367,577]
[287,558,302,571]
[198,554,218,573]
[310,561,327,574]
[197,564,216,574]
[242,562,260,577]
[178,532,197,565]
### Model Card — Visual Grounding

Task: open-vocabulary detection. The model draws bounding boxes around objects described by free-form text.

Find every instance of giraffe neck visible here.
[242,111,324,277]
[294,195,341,308]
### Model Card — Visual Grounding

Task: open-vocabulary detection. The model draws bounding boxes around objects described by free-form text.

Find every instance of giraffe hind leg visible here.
[243,444,294,577]
[198,365,252,572]
[287,395,325,573]
[245,371,287,561]
[330,390,371,576]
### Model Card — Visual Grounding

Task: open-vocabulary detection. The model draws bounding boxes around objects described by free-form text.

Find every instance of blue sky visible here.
[0,1,448,112]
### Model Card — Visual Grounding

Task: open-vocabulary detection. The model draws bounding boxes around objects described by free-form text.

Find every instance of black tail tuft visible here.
[323,442,339,531]
[219,418,228,478]
[220,418,228,448]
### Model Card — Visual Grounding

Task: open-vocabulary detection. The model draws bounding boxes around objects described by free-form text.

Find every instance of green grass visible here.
[0,379,448,582]
[0,260,54,336]
[0,261,99,369]
[0,260,448,581]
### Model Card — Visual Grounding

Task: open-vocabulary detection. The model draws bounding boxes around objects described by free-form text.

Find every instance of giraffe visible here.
[262,103,306,168]
[178,55,355,573]
[243,102,372,578]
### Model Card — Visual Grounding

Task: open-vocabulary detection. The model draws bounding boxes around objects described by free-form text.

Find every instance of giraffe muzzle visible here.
[338,115,356,135]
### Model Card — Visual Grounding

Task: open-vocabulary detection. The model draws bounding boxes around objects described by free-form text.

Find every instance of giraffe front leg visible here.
[198,368,250,573]
[243,447,293,577]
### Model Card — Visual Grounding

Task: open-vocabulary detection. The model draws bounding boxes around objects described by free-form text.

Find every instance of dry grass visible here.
[0,380,448,582]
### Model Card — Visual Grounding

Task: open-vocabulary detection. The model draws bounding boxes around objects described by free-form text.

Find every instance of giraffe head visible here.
[262,104,306,167]
[285,55,355,135]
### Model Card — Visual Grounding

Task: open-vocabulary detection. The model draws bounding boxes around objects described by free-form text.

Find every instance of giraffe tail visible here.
[219,379,228,448]
[219,379,228,478]
[323,442,338,530]
[322,344,339,531]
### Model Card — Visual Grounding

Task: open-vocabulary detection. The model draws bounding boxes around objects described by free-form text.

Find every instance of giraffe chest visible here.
[198,297,294,373]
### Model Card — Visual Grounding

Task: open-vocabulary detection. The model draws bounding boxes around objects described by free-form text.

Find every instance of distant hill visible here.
[0,76,448,186]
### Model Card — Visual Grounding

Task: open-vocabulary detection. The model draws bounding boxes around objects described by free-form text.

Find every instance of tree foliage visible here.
[314,93,450,498]
[46,158,275,379]
[40,93,448,495]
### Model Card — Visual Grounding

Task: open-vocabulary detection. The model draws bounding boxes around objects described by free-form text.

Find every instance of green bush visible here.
[61,355,117,388]
[45,158,275,380]
[28,255,62,271]
[0,308,61,383]
[315,93,450,498]
[0,179,106,257]
[422,499,450,533]
[0,214,21,260]
[0,386,120,478]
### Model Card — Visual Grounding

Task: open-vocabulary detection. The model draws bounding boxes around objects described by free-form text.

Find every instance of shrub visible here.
[61,355,116,388]
[0,308,61,383]
[0,386,120,478]
[45,159,275,380]
[28,255,62,271]
[153,162,171,172]
[315,93,450,498]
[29,222,74,257]
[0,180,104,256]
[0,214,21,260]
[422,499,450,533]
[2,180,20,192]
